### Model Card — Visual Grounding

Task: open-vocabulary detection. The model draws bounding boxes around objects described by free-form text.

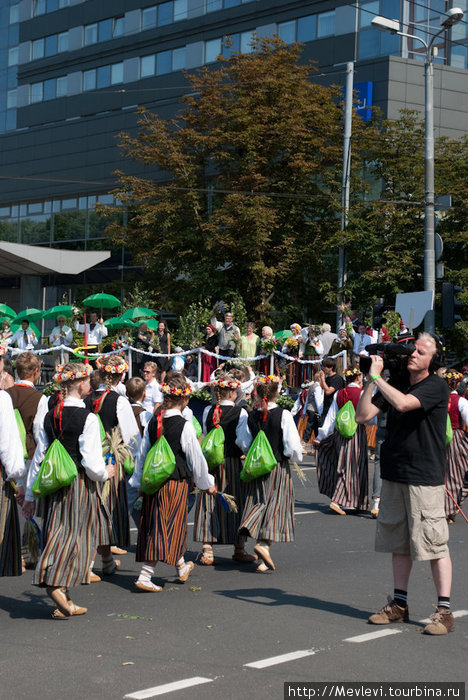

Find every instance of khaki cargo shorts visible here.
[375,480,449,561]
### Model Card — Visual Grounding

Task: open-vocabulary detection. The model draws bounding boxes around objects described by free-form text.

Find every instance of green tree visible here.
[104,37,360,322]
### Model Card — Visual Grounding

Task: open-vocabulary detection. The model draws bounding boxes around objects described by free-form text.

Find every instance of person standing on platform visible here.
[211,309,240,358]
[49,315,73,366]
[9,320,38,353]
[74,311,107,350]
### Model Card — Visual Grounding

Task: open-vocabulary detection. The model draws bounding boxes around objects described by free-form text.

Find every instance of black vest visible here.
[85,390,120,433]
[248,407,285,462]
[148,414,190,482]
[44,406,89,468]
[206,404,242,458]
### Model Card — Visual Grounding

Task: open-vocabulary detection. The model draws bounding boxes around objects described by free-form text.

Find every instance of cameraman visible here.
[355,333,453,635]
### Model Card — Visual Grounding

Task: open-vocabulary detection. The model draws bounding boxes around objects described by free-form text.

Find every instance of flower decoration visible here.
[160,382,193,397]
[96,356,129,374]
[259,338,277,353]
[254,375,281,385]
[0,343,7,357]
[53,364,92,383]
[344,367,361,377]
[443,370,462,381]
[285,337,299,349]
[211,378,241,389]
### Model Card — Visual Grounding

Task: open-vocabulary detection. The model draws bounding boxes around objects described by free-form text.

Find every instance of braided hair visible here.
[53,362,88,431]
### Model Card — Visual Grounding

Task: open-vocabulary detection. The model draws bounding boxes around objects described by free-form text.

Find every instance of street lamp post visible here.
[371,8,464,333]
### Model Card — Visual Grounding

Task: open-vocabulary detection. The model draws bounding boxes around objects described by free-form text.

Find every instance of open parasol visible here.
[274,329,292,341]
[104,316,136,330]
[83,293,121,311]
[14,308,44,323]
[42,304,74,320]
[0,303,17,319]
[121,307,158,321]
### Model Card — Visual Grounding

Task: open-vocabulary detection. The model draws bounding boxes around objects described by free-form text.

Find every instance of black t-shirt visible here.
[372,374,449,486]
[323,373,345,418]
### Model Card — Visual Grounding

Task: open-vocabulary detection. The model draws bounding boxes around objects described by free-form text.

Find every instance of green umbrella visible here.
[121,307,158,321]
[139,318,160,332]
[42,304,74,320]
[104,316,136,329]
[10,320,41,339]
[14,308,44,323]
[0,303,16,319]
[0,316,13,326]
[274,329,292,340]
[83,293,121,310]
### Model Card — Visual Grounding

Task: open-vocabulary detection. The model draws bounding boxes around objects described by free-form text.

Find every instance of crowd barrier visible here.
[8,344,347,385]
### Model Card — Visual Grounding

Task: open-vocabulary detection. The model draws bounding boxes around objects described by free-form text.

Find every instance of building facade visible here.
[0,0,467,301]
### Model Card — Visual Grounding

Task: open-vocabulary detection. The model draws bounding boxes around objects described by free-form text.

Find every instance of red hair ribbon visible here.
[157,410,165,439]
[213,405,222,426]
[262,396,269,424]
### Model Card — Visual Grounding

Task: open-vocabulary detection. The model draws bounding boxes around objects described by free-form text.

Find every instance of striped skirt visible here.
[365,424,377,449]
[239,461,295,543]
[316,425,369,510]
[444,428,468,515]
[136,479,188,566]
[33,470,98,588]
[193,457,246,545]
[95,462,130,548]
[0,465,21,577]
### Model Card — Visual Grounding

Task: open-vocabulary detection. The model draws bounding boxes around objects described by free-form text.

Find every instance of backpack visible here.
[141,414,176,494]
[32,439,78,497]
[335,392,358,439]
[240,430,277,482]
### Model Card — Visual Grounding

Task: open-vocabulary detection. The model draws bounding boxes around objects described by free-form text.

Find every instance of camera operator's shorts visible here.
[375,481,449,561]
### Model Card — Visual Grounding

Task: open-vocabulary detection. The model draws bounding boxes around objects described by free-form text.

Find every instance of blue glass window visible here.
[158,2,173,26]
[141,55,155,77]
[113,17,124,37]
[98,19,113,42]
[225,0,241,6]
[83,69,96,91]
[297,15,316,42]
[240,30,254,53]
[207,0,222,10]
[111,63,124,84]
[43,78,56,101]
[97,65,111,88]
[156,50,172,74]
[32,38,45,59]
[380,30,399,55]
[358,28,380,58]
[317,11,335,37]
[34,0,46,16]
[222,33,240,57]
[172,47,186,71]
[205,38,221,62]
[85,23,97,45]
[174,0,188,21]
[58,31,68,52]
[360,1,379,29]
[278,20,296,44]
[45,34,58,56]
[142,6,157,29]
[56,76,67,96]
[31,82,43,103]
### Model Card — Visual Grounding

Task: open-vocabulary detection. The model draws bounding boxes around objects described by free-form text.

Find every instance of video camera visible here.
[359,337,415,386]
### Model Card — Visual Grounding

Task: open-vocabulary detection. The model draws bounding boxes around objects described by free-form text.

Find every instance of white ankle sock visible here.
[138,564,155,583]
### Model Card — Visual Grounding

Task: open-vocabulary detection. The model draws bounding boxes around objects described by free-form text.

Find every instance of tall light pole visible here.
[371,8,464,333]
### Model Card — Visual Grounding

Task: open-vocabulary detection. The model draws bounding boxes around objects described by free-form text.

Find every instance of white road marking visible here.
[244,649,316,669]
[124,677,213,699]
[419,609,468,624]
[344,629,402,643]
[294,510,318,515]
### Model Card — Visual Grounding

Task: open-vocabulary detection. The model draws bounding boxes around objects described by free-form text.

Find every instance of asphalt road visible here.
[1,456,467,700]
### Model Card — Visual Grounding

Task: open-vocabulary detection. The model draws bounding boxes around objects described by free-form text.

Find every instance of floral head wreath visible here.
[160,382,193,397]
[290,323,302,332]
[0,344,7,357]
[443,370,462,381]
[211,377,241,389]
[254,374,281,386]
[53,364,93,383]
[344,367,361,378]
[95,356,129,374]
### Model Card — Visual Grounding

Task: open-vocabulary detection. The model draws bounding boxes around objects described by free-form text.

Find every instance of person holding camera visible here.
[355,333,453,635]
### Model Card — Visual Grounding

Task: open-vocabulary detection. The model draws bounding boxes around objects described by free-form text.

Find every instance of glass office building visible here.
[0,0,467,292]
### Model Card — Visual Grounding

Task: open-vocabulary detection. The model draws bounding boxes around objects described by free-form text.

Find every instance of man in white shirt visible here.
[74,311,108,348]
[9,320,38,352]
[352,324,373,357]
[318,323,337,357]
[49,315,73,365]
[142,361,163,413]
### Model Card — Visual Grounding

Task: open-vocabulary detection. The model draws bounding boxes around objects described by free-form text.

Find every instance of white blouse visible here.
[25,396,108,502]
[97,384,141,457]
[317,382,363,441]
[202,400,252,455]
[0,390,26,482]
[130,408,215,492]
[451,390,468,425]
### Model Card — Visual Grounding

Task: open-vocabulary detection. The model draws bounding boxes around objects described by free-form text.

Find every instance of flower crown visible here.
[254,374,281,385]
[212,378,241,389]
[0,344,7,357]
[444,370,462,381]
[161,382,193,397]
[95,356,129,374]
[344,367,361,377]
[53,364,92,383]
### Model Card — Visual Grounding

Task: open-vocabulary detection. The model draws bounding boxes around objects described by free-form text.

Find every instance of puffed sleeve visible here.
[116,395,141,457]
[235,408,253,454]
[0,391,26,483]
[281,408,303,463]
[78,414,108,482]
[181,421,214,490]
[458,397,468,426]
[317,394,338,441]
[25,417,50,502]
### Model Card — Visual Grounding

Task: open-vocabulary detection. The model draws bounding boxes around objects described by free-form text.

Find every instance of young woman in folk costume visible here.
[85,355,140,579]
[282,323,303,389]
[442,370,468,522]
[239,375,302,573]
[22,363,114,618]
[0,390,26,577]
[194,374,255,565]
[314,367,369,516]
[130,373,216,591]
